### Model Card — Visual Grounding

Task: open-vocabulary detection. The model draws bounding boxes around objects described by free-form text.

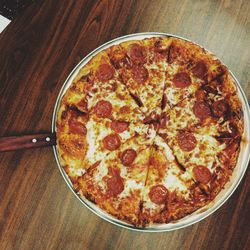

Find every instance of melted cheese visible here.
[68,166,86,177]
[168,132,226,172]
[163,165,189,194]
[154,135,175,161]
[119,179,144,199]
[87,135,152,200]
[85,119,111,165]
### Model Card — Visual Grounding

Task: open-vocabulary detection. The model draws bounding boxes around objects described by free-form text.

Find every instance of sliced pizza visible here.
[140,136,198,225]
[163,37,227,108]
[161,130,226,169]
[108,38,171,117]
[159,130,238,196]
[64,50,145,123]
[159,71,243,139]
[162,131,238,201]
[75,135,154,226]
[168,38,227,83]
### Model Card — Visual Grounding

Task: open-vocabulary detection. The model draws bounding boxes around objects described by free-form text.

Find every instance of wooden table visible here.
[1,0,249,249]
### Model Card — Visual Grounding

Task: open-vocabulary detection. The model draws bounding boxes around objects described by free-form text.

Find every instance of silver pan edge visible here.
[51,32,250,232]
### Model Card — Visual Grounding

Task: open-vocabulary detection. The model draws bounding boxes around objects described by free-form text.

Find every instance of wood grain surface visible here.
[0,0,249,249]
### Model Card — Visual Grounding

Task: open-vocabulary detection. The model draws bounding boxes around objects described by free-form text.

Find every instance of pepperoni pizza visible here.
[56,36,244,227]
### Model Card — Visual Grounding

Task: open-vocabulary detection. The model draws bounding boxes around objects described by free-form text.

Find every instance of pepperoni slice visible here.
[68,118,87,135]
[103,134,121,151]
[177,132,197,152]
[106,168,124,196]
[193,101,211,121]
[120,149,137,166]
[149,185,168,205]
[111,121,129,133]
[193,165,211,184]
[132,65,148,84]
[192,60,208,78]
[96,64,114,81]
[128,44,146,63]
[173,72,191,88]
[212,100,229,118]
[94,100,112,118]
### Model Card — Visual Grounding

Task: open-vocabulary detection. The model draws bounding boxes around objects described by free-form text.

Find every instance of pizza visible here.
[56,36,244,228]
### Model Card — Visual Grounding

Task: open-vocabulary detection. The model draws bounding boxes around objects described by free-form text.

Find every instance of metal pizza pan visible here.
[51,32,250,232]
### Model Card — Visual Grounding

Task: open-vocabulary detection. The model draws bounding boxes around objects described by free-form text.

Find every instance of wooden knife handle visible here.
[0,133,56,152]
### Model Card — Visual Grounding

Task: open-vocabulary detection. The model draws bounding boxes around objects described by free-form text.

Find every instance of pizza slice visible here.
[163,65,201,107]
[64,50,145,123]
[162,130,225,170]
[159,72,243,139]
[143,37,172,71]
[108,38,170,117]
[159,130,238,199]
[75,135,154,226]
[140,136,198,226]
[168,37,227,83]
[162,37,227,108]
[56,106,89,179]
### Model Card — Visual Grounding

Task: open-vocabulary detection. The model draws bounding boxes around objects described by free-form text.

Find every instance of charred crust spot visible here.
[201,85,218,95]
[209,71,226,84]
[80,72,92,82]
[85,193,97,204]
[61,110,68,120]
[69,105,87,115]
[233,107,243,120]
[154,40,162,49]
